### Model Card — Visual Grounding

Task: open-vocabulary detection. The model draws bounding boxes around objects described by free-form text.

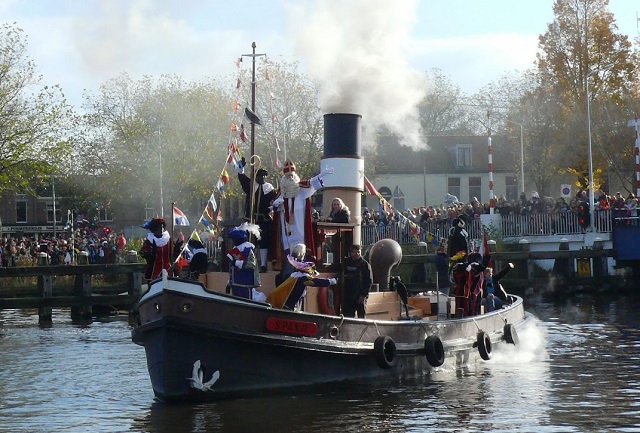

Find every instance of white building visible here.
[364,135,519,211]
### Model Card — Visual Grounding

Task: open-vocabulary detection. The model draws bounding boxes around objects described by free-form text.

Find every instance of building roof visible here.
[374,135,515,175]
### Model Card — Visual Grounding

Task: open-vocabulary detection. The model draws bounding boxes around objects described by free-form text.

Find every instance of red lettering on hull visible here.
[265,317,318,337]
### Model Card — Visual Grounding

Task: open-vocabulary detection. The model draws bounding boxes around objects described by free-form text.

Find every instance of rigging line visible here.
[263,56,282,172]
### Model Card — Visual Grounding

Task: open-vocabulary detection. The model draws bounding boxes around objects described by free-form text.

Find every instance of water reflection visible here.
[1,292,640,433]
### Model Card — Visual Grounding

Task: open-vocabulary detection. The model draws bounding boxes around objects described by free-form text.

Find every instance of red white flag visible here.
[480,229,493,268]
[364,176,379,197]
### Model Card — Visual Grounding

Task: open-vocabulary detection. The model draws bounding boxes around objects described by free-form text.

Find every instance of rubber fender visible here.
[477,331,492,361]
[503,323,519,345]
[374,335,397,369]
[424,335,445,367]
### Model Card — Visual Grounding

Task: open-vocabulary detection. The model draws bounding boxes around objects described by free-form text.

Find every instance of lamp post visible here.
[585,63,613,232]
[52,178,57,239]
[506,120,524,194]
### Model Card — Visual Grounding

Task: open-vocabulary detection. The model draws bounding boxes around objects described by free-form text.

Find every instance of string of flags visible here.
[364,176,446,247]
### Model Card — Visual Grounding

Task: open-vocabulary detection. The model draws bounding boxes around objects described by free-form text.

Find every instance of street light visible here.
[505,120,525,194]
[585,63,614,232]
[281,111,297,162]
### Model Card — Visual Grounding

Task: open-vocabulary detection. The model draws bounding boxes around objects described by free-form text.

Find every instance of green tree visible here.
[0,23,74,194]
[534,0,639,193]
[76,73,232,220]
[241,59,324,182]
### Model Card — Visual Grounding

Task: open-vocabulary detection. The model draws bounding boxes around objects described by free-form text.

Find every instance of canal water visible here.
[1,289,639,433]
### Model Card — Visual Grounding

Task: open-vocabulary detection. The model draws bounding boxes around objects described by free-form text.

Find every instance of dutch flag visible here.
[173,206,190,226]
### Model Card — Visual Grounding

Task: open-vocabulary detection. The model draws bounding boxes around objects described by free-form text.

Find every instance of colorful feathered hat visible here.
[141,218,165,232]
[287,254,315,273]
[228,222,261,242]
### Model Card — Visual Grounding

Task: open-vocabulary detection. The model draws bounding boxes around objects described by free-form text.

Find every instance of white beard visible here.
[281,174,301,198]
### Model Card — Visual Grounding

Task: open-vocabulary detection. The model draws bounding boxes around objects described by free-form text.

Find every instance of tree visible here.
[239,59,324,181]
[76,73,232,220]
[417,69,473,137]
[0,23,74,194]
[534,0,639,193]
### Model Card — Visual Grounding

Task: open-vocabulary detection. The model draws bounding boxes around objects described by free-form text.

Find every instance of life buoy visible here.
[374,335,397,369]
[476,331,492,360]
[503,323,519,345]
[317,286,335,315]
[424,335,445,367]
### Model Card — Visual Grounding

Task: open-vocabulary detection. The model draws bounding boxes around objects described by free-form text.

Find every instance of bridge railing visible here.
[359,209,617,246]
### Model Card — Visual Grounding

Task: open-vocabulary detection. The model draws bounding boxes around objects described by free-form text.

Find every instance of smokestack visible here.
[320,113,363,245]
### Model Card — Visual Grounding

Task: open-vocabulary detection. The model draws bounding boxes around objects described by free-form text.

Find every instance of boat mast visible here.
[242,42,265,226]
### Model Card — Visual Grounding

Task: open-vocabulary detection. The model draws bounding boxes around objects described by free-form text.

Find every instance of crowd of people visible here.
[0,215,128,267]
[360,190,639,228]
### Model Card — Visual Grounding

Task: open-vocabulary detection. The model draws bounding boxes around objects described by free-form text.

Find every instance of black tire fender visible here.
[477,331,492,361]
[374,335,397,369]
[503,323,519,345]
[424,335,445,367]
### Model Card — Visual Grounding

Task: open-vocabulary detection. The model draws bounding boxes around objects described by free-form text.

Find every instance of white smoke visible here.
[287,0,427,149]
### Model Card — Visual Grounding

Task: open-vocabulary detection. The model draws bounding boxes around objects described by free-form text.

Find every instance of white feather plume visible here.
[237,222,261,240]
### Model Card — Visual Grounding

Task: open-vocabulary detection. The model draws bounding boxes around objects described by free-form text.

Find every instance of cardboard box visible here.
[367,291,401,320]
[407,296,432,315]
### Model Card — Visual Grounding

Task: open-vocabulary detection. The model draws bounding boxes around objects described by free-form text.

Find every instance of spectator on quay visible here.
[116,233,127,253]
[528,191,544,214]
[553,197,570,212]
[625,194,638,225]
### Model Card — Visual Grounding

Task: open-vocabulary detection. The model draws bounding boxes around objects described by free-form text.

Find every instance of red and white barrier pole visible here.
[635,114,640,198]
[487,111,495,214]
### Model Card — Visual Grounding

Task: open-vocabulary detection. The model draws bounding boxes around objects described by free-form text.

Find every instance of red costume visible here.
[140,218,172,280]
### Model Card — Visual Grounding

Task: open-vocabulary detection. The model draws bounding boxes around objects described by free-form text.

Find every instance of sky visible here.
[1,0,638,145]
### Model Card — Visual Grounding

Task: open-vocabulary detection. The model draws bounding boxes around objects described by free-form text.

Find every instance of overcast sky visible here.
[1,0,638,118]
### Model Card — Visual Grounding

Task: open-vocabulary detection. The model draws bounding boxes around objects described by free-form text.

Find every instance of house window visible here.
[97,207,113,222]
[46,204,62,223]
[456,146,472,167]
[505,176,518,201]
[16,197,27,223]
[469,177,481,203]
[448,177,461,200]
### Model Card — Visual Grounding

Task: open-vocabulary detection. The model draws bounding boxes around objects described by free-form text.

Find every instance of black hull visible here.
[132,274,531,402]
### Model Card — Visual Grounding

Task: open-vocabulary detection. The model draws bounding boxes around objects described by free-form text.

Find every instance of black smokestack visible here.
[323,113,362,157]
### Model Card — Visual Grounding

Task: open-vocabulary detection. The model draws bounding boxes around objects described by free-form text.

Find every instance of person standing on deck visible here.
[140,218,172,281]
[236,157,276,273]
[226,223,265,301]
[272,160,332,276]
[342,244,372,318]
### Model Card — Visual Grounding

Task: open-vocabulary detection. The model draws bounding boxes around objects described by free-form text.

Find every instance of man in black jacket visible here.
[237,158,276,273]
[342,244,372,318]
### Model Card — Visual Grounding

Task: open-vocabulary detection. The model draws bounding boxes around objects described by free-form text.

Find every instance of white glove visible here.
[317,166,334,180]
[272,196,284,208]
[235,259,243,268]
[328,278,337,285]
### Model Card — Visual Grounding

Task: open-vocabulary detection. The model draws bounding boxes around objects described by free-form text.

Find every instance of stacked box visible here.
[366,291,401,320]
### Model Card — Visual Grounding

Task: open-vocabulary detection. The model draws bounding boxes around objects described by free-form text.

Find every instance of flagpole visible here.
[170,201,175,275]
